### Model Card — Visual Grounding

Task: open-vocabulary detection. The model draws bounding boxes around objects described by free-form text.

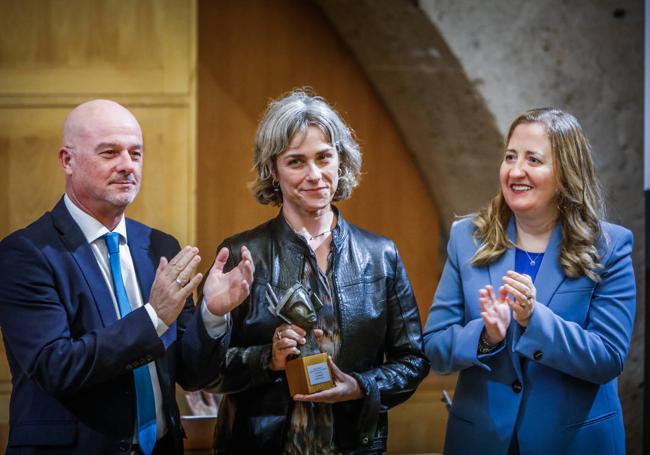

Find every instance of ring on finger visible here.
[176,277,186,286]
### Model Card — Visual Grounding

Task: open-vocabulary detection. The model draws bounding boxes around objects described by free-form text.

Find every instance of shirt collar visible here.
[63,194,128,244]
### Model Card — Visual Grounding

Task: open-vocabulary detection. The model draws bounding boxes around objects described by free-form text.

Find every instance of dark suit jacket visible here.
[0,198,228,454]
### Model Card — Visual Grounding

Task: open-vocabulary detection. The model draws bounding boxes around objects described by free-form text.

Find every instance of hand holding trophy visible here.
[266,283,335,396]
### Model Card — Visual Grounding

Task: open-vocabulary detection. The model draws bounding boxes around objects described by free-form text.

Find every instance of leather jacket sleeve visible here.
[347,245,430,442]
[205,240,280,394]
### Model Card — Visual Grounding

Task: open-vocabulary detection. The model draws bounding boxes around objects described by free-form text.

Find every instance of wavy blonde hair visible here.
[251,89,362,206]
[472,108,604,282]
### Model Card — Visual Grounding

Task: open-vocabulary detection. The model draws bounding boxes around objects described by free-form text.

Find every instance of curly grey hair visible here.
[251,89,362,205]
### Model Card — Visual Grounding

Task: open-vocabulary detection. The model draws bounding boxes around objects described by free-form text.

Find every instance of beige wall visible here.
[0,0,197,448]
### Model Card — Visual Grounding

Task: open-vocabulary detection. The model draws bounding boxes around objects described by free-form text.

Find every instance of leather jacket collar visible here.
[269,205,347,255]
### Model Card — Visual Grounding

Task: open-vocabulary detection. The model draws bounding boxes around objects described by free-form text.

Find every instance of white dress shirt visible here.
[63,194,229,441]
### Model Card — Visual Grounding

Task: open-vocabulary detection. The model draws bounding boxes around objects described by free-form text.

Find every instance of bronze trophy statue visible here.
[266,283,334,395]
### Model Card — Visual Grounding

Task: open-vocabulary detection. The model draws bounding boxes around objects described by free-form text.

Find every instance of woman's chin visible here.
[302,201,333,214]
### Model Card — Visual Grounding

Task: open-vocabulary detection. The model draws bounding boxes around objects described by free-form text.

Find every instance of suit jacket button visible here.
[512,380,522,393]
[119,440,130,451]
[362,436,369,444]
[533,350,543,360]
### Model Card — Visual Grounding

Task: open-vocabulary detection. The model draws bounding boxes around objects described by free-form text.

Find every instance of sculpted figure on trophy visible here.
[266,283,334,395]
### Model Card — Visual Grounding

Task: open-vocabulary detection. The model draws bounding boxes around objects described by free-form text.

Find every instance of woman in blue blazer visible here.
[423,108,635,454]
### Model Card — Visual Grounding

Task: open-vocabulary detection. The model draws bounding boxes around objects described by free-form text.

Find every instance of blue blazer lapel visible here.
[487,218,520,379]
[488,218,517,290]
[534,223,566,308]
[51,198,118,327]
[489,218,566,306]
[492,219,566,381]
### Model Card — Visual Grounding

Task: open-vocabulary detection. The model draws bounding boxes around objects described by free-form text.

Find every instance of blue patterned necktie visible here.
[104,232,157,455]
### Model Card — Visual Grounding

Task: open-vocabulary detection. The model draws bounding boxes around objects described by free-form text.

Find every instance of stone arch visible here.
[314,0,504,230]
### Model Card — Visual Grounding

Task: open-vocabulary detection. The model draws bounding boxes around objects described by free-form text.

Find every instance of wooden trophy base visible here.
[285,352,334,396]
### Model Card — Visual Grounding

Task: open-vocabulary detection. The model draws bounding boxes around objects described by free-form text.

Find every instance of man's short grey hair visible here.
[251,89,362,205]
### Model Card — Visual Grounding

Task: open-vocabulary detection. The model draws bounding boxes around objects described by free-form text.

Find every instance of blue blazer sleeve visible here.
[514,224,636,384]
[423,219,502,374]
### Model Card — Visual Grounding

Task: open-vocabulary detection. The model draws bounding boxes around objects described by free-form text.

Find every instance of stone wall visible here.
[419,3,644,452]
[315,0,644,452]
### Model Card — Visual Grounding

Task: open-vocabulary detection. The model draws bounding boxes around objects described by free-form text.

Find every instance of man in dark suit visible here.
[0,100,254,454]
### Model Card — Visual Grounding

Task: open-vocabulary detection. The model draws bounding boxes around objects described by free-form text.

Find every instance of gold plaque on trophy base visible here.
[285,352,334,396]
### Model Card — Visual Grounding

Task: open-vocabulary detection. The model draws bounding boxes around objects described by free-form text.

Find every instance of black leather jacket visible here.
[210,211,429,453]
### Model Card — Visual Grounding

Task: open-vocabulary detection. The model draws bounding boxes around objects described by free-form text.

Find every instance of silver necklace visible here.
[306,229,333,241]
[522,249,543,267]
[285,218,334,242]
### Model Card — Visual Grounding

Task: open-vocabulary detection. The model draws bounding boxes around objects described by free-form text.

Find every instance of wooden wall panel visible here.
[0,0,451,451]
[125,106,194,243]
[0,108,66,236]
[0,105,194,242]
[197,0,442,323]
[0,0,197,449]
[0,0,193,96]
[198,0,448,452]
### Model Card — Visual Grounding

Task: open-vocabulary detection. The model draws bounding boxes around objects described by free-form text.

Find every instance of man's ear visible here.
[59,147,74,175]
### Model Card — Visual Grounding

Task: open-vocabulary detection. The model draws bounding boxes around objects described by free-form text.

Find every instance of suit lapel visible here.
[127,220,177,347]
[487,218,522,378]
[534,222,566,308]
[491,218,566,380]
[489,217,566,305]
[51,198,118,327]
[125,220,175,404]
[487,218,517,290]
[126,219,155,305]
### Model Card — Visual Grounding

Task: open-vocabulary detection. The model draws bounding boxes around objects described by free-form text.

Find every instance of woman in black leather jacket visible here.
[209,89,429,454]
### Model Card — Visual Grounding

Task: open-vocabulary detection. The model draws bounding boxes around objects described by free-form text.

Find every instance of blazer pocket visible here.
[9,421,76,446]
[555,287,594,294]
[448,407,475,425]
[565,410,617,429]
[548,288,593,323]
